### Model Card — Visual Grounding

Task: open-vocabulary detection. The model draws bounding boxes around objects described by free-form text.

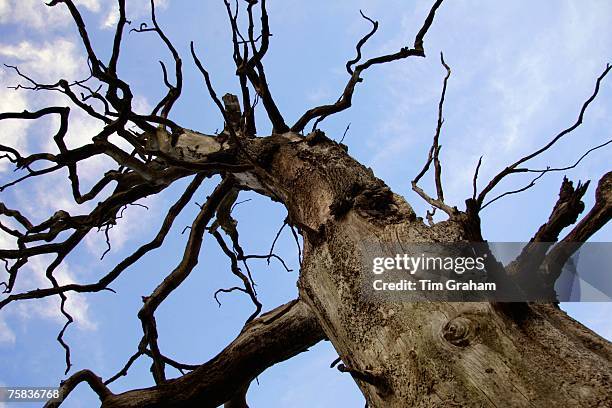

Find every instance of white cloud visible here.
[0,0,7,21]
[25,176,87,218]
[0,0,100,30]
[0,39,86,83]
[101,0,170,30]
[76,0,100,13]
[83,192,158,257]
[44,107,113,182]
[367,0,612,207]
[0,226,18,251]
[132,94,152,115]
[0,256,96,355]
[0,36,147,188]
[0,315,16,345]
[11,255,97,331]
[0,0,70,29]
[101,3,120,29]
[0,33,159,278]
[0,39,91,174]
[0,33,160,266]
[0,71,30,172]
[0,38,94,169]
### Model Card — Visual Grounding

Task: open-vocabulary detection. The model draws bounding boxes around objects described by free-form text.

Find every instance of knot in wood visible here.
[442,316,477,347]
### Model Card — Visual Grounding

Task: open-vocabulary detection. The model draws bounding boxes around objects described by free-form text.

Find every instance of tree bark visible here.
[4,1,610,405]
[51,130,612,407]
[242,131,612,407]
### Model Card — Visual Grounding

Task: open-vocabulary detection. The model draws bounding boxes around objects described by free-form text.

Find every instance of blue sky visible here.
[0,1,610,407]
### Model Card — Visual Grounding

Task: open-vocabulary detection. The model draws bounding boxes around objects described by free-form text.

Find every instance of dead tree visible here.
[0,1,611,407]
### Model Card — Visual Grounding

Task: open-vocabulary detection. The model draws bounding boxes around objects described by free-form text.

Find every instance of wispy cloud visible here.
[83,192,159,258]
[0,38,86,85]
[101,0,170,29]
[0,254,96,355]
[0,70,30,171]
[0,315,16,346]
[366,0,612,207]
[0,32,160,262]
[0,38,94,175]
[0,33,160,343]
[0,0,100,30]
[101,3,120,29]
[10,255,97,331]
[306,86,333,104]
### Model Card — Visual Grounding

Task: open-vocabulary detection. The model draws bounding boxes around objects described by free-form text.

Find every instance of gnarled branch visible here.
[291,0,444,133]
[53,299,324,408]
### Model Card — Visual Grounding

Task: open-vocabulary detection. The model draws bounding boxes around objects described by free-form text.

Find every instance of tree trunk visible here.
[300,220,611,407]
[249,131,612,407]
[84,130,611,408]
[7,1,611,405]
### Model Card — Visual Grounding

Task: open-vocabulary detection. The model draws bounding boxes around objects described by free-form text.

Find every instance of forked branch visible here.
[507,176,590,283]
[412,52,455,216]
[291,0,444,133]
[47,300,324,408]
[541,171,612,284]
[475,64,612,209]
